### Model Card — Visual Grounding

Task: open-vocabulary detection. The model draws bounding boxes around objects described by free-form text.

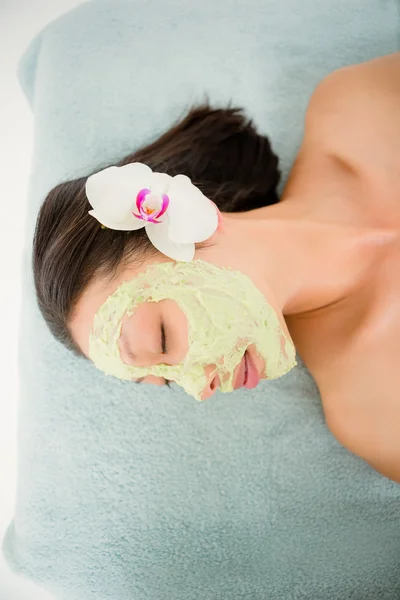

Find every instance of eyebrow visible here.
[120,329,145,383]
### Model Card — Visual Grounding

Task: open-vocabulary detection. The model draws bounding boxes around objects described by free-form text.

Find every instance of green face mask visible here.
[89,260,296,400]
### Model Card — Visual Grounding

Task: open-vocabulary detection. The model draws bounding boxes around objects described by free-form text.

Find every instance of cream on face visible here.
[89,260,297,400]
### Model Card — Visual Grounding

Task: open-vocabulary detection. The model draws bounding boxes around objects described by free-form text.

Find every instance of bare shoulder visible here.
[314,299,400,483]
[302,52,400,173]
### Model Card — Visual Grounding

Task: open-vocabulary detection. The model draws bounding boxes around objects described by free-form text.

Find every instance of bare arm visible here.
[303,52,400,173]
[283,54,400,483]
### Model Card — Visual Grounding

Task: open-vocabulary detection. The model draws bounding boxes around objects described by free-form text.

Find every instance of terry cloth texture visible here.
[3,1,400,599]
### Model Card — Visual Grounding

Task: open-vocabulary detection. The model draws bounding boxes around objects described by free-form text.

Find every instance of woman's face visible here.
[71,256,296,401]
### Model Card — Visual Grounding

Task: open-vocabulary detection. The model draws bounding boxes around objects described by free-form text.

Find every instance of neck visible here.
[222,205,395,317]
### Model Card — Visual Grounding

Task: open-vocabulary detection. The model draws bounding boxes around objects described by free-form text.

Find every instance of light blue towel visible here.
[3,1,400,599]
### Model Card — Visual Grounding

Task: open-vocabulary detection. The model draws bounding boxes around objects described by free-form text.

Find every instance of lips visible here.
[243,351,260,389]
[234,350,260,390]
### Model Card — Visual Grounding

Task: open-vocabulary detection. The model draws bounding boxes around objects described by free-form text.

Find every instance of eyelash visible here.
[161,321,168,354]
[160,321,171,387]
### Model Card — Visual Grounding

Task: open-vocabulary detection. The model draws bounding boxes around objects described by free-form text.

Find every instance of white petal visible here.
[145,220,194,261]
[89,209,145,231]
[86,163,152,221]
[150,172,173,196]
[166,175,218,243]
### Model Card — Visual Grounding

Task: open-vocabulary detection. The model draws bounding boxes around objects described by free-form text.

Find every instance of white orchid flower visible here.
[85,162,219,262]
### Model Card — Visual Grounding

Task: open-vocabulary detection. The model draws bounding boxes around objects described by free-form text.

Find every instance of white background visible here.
[0,2,87,598]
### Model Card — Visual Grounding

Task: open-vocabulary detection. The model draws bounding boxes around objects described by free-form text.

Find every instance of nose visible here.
[201,365,221,401]
[140,375,167,386]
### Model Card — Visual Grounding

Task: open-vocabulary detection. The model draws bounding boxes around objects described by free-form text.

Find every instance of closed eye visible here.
[132,323,171,387]
[161,321,167,354]
[160,321,171,386]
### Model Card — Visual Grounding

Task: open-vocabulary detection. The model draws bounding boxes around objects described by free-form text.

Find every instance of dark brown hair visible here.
[33,103,281,358]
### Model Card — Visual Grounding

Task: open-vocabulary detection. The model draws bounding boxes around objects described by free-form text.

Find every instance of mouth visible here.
[234,350,261,390]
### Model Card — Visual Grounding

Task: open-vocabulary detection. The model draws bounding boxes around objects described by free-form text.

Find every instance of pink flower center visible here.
[133,189,170,224]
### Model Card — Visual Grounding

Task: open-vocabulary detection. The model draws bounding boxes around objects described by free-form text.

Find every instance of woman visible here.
[33,52,400,482]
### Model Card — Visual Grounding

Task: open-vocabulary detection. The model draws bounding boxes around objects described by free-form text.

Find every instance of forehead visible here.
[70,255,168,357]
[70,271,130,358]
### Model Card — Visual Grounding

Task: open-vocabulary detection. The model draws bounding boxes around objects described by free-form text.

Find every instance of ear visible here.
[209,200,224,232]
